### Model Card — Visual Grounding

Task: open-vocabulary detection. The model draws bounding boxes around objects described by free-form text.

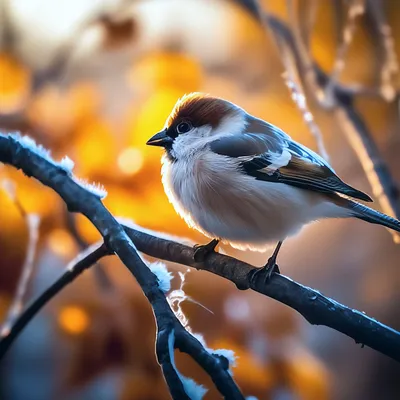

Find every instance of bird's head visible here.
[146,92,245,160]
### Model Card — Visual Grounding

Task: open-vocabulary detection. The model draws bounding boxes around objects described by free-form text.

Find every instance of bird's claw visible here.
[248,257,280,286]
[193,239,219,262]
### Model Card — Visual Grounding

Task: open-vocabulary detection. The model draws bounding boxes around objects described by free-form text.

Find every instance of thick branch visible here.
[0,133,244,399]
[3,209,400,363]
[0,133,399,363]
[122,226,400,362]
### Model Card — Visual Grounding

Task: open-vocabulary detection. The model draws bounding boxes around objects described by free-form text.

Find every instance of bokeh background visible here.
[1,0,400,399]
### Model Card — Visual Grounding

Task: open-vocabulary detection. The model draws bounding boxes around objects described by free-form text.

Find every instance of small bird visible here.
[147,93,400,282]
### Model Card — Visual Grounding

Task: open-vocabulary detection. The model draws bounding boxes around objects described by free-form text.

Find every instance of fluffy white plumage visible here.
[161,140,346,251]
[148,93,400,251]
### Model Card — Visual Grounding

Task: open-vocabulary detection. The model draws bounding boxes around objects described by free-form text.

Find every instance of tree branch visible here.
[1,132,399,364]
[0,211,40,338]
[366,0,399,101]
[266,14,400,243]
[122,225,400,362]
[0,132,244,399]
[64,209,115,291]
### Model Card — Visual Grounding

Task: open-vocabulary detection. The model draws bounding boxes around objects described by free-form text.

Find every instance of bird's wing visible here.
[209,117,372,202]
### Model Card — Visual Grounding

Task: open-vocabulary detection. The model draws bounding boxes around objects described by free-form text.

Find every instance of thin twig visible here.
[0,180,41,336]
[280,0,330,160]
[366,0,399,101]
[298,0,319,48]
[1,214,40,337]
[281,0,328,106]
[334,103,400,243]
[332,0,346,47]
[64,210,115,291]
[283,72,330,160]
[323,0,365,102]
[266,15,400,243]
[232,0,262,20]
[0,242,110,358]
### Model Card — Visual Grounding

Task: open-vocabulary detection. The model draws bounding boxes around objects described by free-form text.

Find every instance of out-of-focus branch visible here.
[0,213,40,337]
[0,242,110,359]
[64,210,115,291]
[0,133,244,400]
[0,3,137,133]
[279,0,330,160]
[297,0,319,47]
[0,179,41,337]
[281,0,328,106]
[323,0,365,101]
[333,102,400,243]
[283,59,330,160]
[232,0,262,20]
[366,0,399,101]
[332,0,346,47]
[266,14,400,243]
[1,132,399,364]
[286,0,365,106]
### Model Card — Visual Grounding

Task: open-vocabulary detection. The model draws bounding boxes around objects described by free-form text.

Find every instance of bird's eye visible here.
[176,121,192,134]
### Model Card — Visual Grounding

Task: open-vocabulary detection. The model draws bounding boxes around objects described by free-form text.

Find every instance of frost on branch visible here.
[115,216,196,247]
[149,261,173,293]
[166,271,237,373]
[59,156,75,171]
[283,73,330,161]
[168,330,208,400]
[213,348,237,369]
[18,134,75,173]
[72,177,108,199]
[167,270,213,332]
[192,333,237,375]
[3,134,107,199]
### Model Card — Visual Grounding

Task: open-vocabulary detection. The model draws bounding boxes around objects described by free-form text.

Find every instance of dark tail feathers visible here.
[348,200,400,233]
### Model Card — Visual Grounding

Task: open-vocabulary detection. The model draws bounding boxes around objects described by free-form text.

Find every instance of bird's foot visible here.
[248,257,280,286]
[193,239,219,262]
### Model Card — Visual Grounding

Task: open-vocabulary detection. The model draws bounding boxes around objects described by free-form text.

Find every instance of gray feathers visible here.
[348,200,400,232]
[209,114,372,202]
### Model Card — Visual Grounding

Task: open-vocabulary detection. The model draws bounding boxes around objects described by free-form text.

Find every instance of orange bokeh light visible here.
[28,82,100,139]
[210,339,273,391]
[0,53,31,113]
[128,52,203,94]
[73,117,118,177]
[47,229,76,258]
[58,305,90,335]
[117,147,144,176]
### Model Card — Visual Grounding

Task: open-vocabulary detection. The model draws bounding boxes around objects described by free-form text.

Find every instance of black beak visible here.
[146,129,173,147]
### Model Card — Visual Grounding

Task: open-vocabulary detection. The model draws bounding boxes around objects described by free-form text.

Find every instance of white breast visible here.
[161,152,345,251]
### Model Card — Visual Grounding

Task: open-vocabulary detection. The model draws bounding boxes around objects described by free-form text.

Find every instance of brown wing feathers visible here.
[277,157,373,202]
